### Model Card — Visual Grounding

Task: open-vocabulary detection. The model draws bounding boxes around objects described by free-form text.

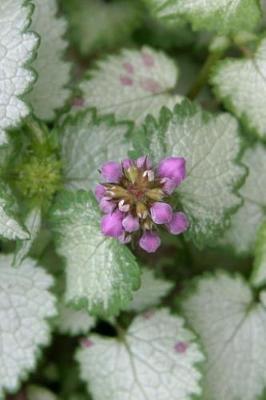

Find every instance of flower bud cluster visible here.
[95,156,189,253]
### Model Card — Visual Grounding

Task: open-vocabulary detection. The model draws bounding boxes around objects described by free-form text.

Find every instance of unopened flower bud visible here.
[136,202,148,219]
[146,188,164,201]
[143,170,155,182]
[124,166,138,183]
[118,199,130,212]
[136,156,152,169]
[139,231,161,253]
[106,185,128,199]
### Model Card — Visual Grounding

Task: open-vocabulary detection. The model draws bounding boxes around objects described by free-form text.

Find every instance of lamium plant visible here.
[1,1,266,400]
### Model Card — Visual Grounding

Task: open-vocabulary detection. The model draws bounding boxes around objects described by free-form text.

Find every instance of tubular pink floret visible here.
[122,214,140,233]
[101,161,122,183]
[101,210,124,238]
[166,212,189,235]
[150,202,173,224]
[136,156,152,169]
[99,197,116,214]
[122,158,134,170]
[139,231,161,253]
[95,184,106,201]
[157,157,186,186]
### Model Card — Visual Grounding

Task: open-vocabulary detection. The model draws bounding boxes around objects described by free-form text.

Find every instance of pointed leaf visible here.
[63,0,141,56]
[76,308,204,400]
[13,207,42,267]
[0,255,57,397]
[134,101,245,246]
[80,47,182,125]
[182,272,266,400]
[60,110,132,190]
[0,0,38,144]
[25,0,71,120]
[222,144,266,254]
[212,38,266,140]
[145,0,261,34]
[0,183,29,241]
[127,268,173,312]
[57,303,96,336]
[51,190,140,316]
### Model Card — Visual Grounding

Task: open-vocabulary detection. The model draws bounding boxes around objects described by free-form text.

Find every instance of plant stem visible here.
[187,50,224,100]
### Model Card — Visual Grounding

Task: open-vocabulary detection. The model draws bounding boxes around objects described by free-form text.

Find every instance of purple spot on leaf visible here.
[120,75,134,86]
[81,338,94,348]
[142,309,155,320]
[123,62,134,74]
[72,97,85,108]
[140,78,161,93]
[9,391,27,400]
[174,341,188,354]
[141,52,155,67]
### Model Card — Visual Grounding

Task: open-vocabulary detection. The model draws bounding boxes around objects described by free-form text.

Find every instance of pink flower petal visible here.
[122,214,140,232]
[157,157,186,186]
[99,198,116,214]
[150,202,173,224]
[166,212,189,235]
[95,184,106,201]
[122,158,134,170]
[161,177,179,195]
[101,161,122,183]
[101,210,124,238]
[118,231,132,244]
[136,156,152,169]
[139,231,161,253]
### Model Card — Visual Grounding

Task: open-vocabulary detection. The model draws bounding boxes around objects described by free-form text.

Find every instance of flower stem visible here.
[187,50,224,100]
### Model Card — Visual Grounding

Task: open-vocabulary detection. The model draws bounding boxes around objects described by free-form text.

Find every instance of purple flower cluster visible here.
[95,156,189,253]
